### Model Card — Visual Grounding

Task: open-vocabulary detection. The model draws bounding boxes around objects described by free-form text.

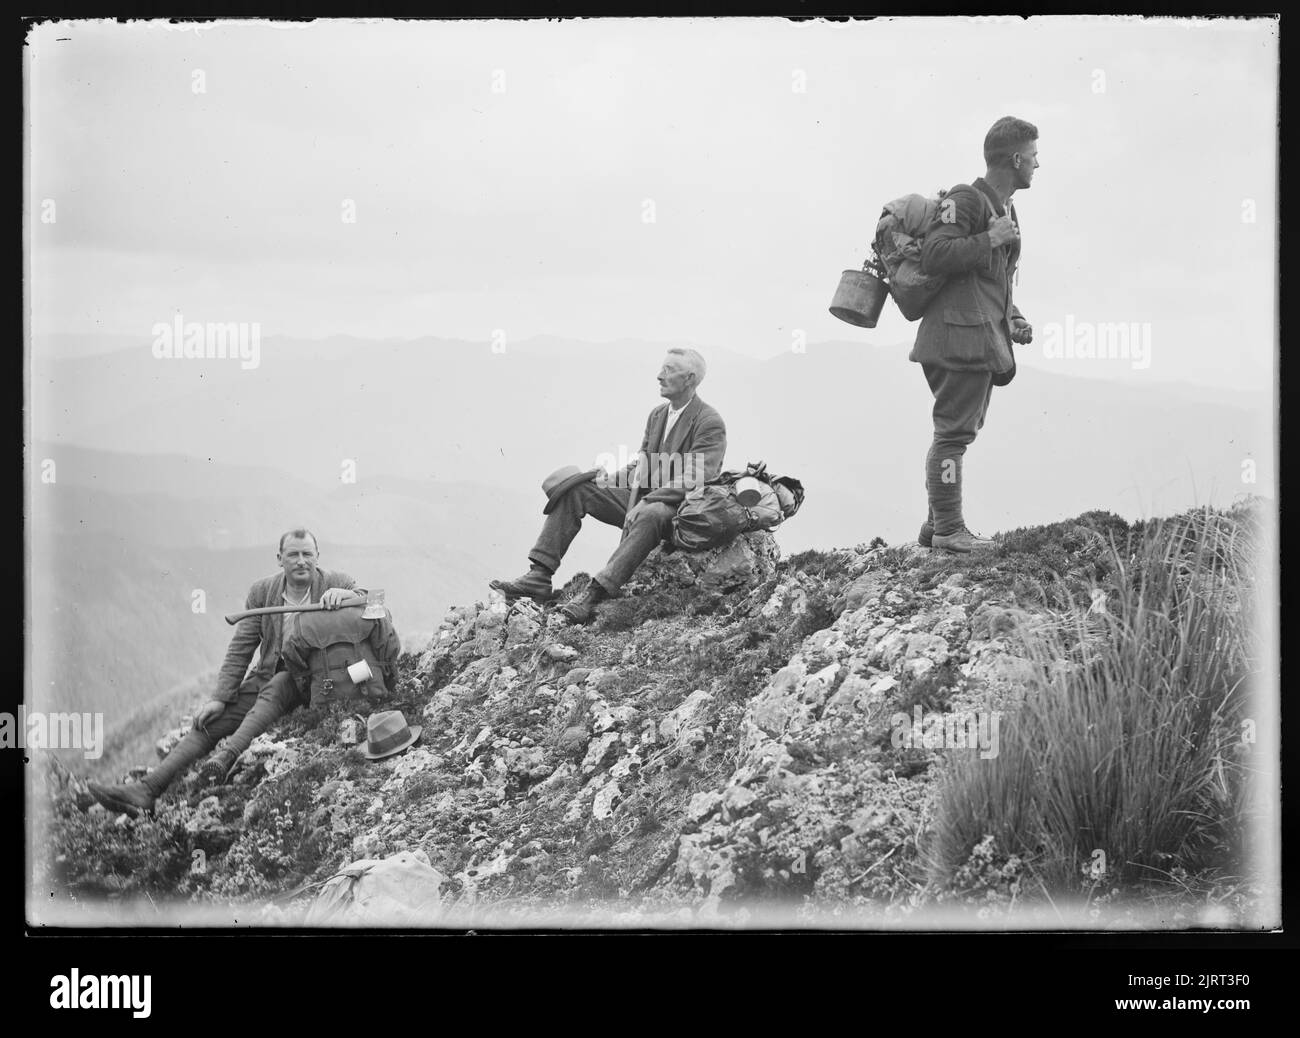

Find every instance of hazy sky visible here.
[27,16,1277,391]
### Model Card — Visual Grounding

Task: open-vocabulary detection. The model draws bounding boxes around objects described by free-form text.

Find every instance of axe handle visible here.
[224,599,368,626]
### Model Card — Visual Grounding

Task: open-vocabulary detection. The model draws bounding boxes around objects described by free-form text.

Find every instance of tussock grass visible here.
[927,506,1258,898]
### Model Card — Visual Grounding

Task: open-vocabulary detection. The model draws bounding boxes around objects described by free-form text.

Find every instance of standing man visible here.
[88,529,362,815]
[492,347,726,624]
[910,116,1039,551]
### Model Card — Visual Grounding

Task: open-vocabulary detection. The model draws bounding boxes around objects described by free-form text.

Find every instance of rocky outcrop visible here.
[622,532,782,595]
[50,509,1243,927]
[396,535,1049,919]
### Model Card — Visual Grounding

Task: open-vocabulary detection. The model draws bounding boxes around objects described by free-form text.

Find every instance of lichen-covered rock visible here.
[504,745,551,783]
[623,531,781,596]
[658,690,714,750]
[557,725,589,758]
[544,642,579,663]
[581,732,621,773]
[504,603,542,647]
[695,533,781,592]
[839,571,889,612]
[687,790,724,823]
[338,718,363,745]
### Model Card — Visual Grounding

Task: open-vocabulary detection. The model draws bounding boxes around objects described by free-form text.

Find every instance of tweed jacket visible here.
[215,568,361,703]
[908,178,1024,384]
[624,394,727,511]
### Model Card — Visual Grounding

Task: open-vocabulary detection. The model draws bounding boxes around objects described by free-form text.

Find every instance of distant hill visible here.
[30,333,1271,553]
[27,443,544,721]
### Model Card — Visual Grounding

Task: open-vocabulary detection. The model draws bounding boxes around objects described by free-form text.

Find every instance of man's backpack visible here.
[671,461,805,552]
[872,190,952,321]
[874,187,1000,321]
[282,607,401,708]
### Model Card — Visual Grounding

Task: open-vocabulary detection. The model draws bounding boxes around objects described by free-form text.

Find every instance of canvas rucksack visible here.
[872,187,994,321]
[282,607,401,707]
[671,461,805,552]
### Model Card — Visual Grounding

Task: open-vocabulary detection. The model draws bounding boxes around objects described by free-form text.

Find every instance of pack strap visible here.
[313,640,366,684]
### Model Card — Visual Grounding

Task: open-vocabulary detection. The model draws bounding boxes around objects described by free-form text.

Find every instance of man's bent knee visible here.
[259,671,301,708]
[933,432,977,452]
[559,480,601,513]
[626,502,675,531]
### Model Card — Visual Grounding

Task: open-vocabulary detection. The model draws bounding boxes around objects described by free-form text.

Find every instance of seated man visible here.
[88,529,363,815]
[492,347,726,624]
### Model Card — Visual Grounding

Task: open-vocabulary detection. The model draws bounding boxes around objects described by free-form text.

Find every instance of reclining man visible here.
[89,529,363,815]
[910,115,1039,552]
[492,347,726,624]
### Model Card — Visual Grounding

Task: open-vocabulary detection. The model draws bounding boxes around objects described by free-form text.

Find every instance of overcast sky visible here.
[26,16,1277,391]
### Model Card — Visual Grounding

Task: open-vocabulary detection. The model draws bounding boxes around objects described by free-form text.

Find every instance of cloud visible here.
[26,16,1277,392]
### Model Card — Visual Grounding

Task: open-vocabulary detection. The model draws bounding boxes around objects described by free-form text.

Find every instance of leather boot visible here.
[198,746,239,786]
[559,582,609,624]
[490,566,555,604]
[87,780,155,817]
[932,526,997,553]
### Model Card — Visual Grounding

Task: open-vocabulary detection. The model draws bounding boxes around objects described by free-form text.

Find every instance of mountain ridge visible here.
[36,502,1270,929]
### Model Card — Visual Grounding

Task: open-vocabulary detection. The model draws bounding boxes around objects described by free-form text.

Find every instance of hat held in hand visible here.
[361,710,422,760]
[541,464,601,515]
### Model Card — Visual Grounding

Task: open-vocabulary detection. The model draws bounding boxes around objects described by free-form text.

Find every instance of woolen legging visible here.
[922,363,994,536]
[142,671,300,796]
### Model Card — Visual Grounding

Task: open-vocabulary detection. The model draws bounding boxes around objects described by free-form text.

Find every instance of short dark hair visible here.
[984,116,1038,169]
[278,528,319,553]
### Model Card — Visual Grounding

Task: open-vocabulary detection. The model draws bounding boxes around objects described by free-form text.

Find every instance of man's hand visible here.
[320,587,359,609]
[1011,318,1034,344]
[987,214,1019,248]
[623,502,648,530]
[193,700,226,731]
